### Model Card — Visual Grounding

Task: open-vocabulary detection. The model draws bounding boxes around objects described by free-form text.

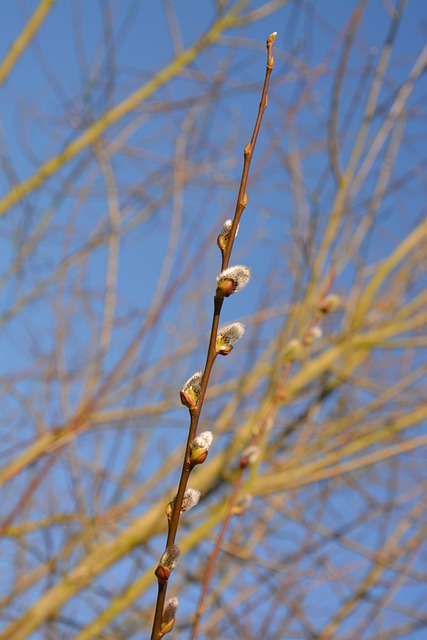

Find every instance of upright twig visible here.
[150,32,278,640]
[188,281,339,640]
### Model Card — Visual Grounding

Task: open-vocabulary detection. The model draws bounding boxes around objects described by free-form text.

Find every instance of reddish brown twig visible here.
[150,32,278,640]
[189,279,339,640]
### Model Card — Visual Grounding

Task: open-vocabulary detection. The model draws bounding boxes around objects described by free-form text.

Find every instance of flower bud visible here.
[155,544,181,582]
[216,322,245,355]
[181,487,201,512]
[160,597,179,636]
[217,219,239,252]
[232,493,253,515]
[180,371,202,410]
[216,265,251,298]
[319,294,340,315]
[283,338,302,362]
[190,431,213,466]
[166,488,201,520]
[240,445,260,468]
[303,325,322,346]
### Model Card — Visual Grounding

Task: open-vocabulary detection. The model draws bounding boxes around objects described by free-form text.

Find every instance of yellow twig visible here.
[0,0,249,217]
[0,0,55,86]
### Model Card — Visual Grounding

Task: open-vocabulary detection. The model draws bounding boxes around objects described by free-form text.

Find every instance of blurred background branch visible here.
[0,1,426,639]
